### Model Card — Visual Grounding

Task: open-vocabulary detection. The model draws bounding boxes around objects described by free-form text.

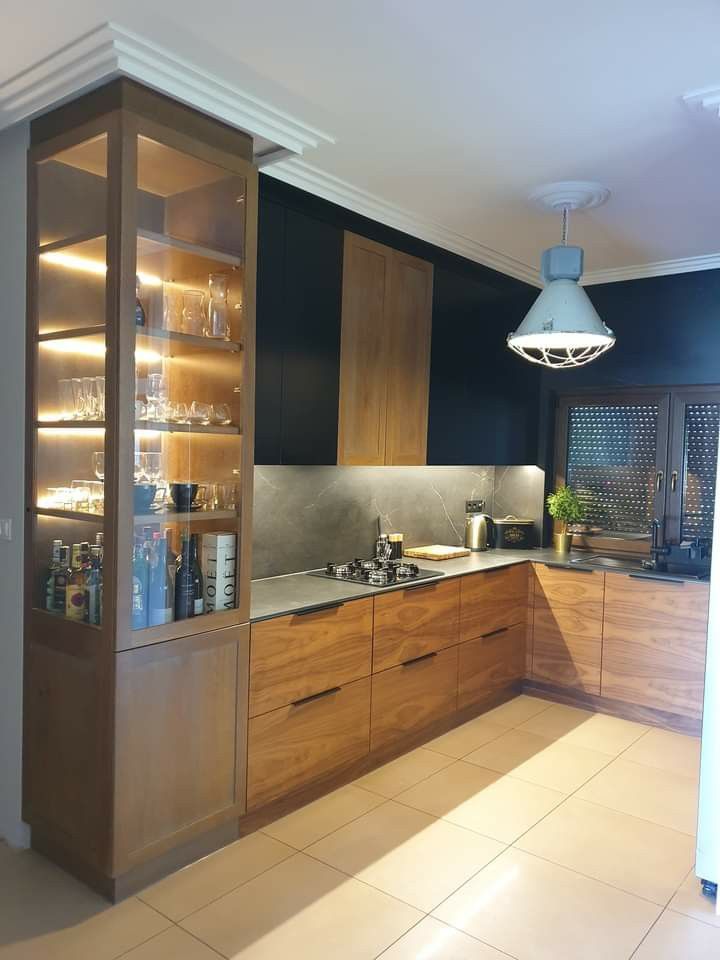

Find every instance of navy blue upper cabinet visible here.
[255,197,343,464]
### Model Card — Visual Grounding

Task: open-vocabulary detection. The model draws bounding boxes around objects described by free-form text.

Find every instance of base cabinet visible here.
[458,624,525,710]
[601,574,709,719]
[373,579,460,672]
[460,565,528,641]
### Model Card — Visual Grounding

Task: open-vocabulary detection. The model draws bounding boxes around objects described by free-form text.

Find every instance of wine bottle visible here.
[135,276,146,327]
[174,532,204,619]
[85,546,102,626]
[148,534,174,626]
[45,538,63,611]
[53,545,70,612]
[65,543,86,621]
[131,538,149,629]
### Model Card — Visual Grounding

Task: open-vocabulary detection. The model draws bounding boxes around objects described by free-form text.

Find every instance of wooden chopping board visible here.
[404,545,471,561]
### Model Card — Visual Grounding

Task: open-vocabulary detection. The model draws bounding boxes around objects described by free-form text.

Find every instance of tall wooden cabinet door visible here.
[601,574,709,719]
[113,625,249,874]
[531,565,604,695]
[385,251,433,465]
[337,233,390,465]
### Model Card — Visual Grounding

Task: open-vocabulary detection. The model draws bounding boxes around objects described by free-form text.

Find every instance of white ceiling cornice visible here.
[582,252,720,285]
[265,156,543,287]
[0,22,335,155]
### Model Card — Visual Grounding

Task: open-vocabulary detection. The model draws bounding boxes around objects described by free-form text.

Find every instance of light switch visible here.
[0,519,12,541]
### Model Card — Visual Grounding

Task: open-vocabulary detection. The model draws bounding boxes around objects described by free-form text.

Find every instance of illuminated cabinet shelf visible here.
[24,78,257,901]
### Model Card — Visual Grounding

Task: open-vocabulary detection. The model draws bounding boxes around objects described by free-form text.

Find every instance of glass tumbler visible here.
[94,376,106,420]
[182,290,205,336]
[71,378,86,419]
[58,379,75,420]
[205,273,230,339]
[81,377,98,419]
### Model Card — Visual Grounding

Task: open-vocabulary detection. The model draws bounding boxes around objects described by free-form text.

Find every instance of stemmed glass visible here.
[146,373,169,421]
[92,451,105,481]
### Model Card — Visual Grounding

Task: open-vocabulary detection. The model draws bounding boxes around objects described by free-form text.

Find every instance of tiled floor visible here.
[1,694,716,959]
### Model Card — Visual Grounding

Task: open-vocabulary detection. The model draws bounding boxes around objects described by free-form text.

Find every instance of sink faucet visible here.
[643,518,670,570]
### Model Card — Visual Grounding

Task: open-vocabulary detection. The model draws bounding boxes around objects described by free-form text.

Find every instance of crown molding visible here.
[265,156,542,286]
[683,85,720,117]
[0,22,335,155]
[582,252,720,285]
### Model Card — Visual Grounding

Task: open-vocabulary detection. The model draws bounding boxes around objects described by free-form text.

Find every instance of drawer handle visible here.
[480,626,509,639]
[628,573,686,585]
[543,563,594,574]
[294,602,345,618]
[291,686,341,707]
[403,580,439,593]
[401,651,438,668]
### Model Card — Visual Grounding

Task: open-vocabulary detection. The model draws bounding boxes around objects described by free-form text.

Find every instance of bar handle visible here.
[655,470,664,492]
[401,651,438,668]
[544,563,594,574]
[628,573,685,585]
[294,601,345,618]
[291,686,341,707]
[480,626,509,639]
[403,580,440,593]
[670,470,678,493]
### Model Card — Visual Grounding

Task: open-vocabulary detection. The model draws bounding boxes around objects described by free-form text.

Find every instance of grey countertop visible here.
[250,547,709,622]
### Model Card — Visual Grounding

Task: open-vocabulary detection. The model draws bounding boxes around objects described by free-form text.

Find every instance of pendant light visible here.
[507,181,615,369]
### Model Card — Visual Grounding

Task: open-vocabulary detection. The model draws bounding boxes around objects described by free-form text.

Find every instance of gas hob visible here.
[309,557,442,587]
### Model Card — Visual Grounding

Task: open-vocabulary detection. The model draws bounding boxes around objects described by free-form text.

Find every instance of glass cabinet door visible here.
[31,133,109,626]
[129,135,247,635]
[666,391,720,545]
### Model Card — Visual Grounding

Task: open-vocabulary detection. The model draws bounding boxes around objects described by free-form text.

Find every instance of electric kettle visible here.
[464,500,495,552]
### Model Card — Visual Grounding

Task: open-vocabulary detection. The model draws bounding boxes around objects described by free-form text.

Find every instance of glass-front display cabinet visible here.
[24,79,257,898]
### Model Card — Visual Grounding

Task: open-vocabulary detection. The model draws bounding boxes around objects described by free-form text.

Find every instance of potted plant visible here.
[546,484,584,554]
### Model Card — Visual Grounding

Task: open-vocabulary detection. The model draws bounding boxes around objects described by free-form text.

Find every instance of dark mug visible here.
[133,483,157,513]
[170,482,198,511]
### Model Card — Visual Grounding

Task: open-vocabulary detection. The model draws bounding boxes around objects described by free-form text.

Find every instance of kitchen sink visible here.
[569,554,646,571]
[569,554,709,580]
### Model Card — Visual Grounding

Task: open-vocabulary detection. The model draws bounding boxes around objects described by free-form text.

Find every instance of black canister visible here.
[492,516,534,549]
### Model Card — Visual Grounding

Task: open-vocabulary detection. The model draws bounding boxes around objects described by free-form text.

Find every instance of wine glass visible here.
[146,373,168,421]
[134,452,148,482]
[92,451,105,481]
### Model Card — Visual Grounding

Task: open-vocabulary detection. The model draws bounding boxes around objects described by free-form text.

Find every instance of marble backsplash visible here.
[252,464,545,579]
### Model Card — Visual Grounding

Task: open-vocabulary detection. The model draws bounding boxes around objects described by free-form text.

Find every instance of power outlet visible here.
[0,518,12,541]
[465,500,485,514]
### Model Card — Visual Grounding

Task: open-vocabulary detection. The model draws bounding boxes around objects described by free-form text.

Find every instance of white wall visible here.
[0,121,30,847]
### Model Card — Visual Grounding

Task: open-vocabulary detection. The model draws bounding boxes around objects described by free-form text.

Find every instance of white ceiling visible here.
[4,0,720,283]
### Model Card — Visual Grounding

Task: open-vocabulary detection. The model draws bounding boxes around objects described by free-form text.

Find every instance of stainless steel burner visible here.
[311,557,442,588]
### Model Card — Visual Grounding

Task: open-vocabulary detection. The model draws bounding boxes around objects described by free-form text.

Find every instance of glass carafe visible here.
[205,273,230,339]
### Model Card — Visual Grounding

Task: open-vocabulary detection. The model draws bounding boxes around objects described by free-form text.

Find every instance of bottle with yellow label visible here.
[65,543,86,621]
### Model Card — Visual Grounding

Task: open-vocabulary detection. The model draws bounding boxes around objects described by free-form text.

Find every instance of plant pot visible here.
[553,531,573,554]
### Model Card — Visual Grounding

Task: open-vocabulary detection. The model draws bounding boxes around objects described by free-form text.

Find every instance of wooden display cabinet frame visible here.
[23,79,257,899]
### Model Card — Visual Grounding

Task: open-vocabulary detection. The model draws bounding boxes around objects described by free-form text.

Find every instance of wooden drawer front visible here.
[533,564,605,606]
[370,646,458,751]
[458,624,525,710]
[249,599,372,717]
[532,601,602,695]
[601,575,709,718]
[247,677,371,809]
[460,564,528,641]
[373,578,460,672]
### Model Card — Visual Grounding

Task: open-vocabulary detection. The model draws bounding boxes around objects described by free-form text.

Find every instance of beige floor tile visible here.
[577,758,699,835]
[424,715,509,759]
[306,799,505,912]
[669,869,720,928]
[354,747,454,798]
[519,702,649,755]
[262,784,384,849]
[516,797,695,904]
[480,694,552,728]
[623,727,702,779]
[379,916,512,959]
[181,852,422,960]
[0,846,170,960]
[465,729,611,793]
[119,926,221,959]
[396,760,566,843]
[433,847,660,960]
[633,909,720,959]
[139,831,294,921]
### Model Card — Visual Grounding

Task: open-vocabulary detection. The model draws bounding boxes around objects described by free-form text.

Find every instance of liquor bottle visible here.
[53,545,70,612]
[131,538,149,630]
[95,533,104,625]
[148,534,174,626]
[135,276,146,327]
[44,538,63,612]
[65,543,86,621]
[85,546,102,626]
[174,532,204,620]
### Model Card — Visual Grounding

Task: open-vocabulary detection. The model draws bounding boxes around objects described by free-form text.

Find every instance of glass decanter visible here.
[205,273,230,339]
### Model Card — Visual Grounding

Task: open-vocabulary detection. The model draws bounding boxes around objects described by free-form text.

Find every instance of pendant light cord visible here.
[561,205,569,245]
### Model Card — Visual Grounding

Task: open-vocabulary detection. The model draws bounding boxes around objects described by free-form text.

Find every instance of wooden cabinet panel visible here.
[114,626,248,872]
[531,566,604,695]
[370,646,458,751]
[247,677,371,809]
[337,233,389,465]
[249,599,373,717]
[458,623,525,710]
[460,564,528,642]
[384,251,433,465]
[601,574,709,718]
[373,579,460,673]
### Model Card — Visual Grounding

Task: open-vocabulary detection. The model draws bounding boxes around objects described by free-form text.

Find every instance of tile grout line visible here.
[259,783,386,849]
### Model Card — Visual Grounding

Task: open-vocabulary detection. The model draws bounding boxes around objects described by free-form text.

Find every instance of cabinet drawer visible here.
[533,564,605,606]
[532,600,602,695]
[247,677,371,809]
[249,598,372,717]
[460,564,528,641]
[458,623,525,710]
[370,646,458,751]
[373,578,460,672]
[601,574,709,718]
